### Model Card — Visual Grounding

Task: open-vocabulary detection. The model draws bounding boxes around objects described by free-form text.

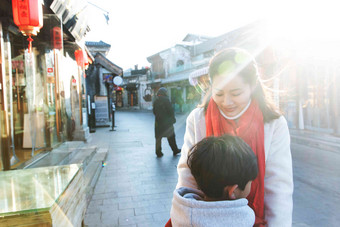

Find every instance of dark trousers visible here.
[156,133,179,155]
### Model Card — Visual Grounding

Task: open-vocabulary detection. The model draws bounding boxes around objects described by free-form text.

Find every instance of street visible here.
[84,110,340,227]
[292,143,340,226]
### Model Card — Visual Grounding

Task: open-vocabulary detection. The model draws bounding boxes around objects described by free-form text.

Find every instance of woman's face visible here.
[211,74,253,117]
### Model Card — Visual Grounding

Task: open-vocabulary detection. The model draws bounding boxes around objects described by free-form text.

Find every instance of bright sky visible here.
[84,0,339,70]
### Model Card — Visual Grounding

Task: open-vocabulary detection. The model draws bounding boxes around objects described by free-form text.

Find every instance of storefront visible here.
[0,0,92,170]
[125,84,139,107]
[279,59,340,134]
[114,86,123,107]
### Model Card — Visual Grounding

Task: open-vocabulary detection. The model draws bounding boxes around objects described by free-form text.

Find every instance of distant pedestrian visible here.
[153,87,181,157]
[171,134,258,226]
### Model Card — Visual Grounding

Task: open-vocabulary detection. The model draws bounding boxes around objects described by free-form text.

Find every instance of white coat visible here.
[176,107,294,227]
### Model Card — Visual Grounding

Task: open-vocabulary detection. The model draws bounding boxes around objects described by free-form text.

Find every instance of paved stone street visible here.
[291,143,340,227]
[84,110,340,227]
[84,110,187,227]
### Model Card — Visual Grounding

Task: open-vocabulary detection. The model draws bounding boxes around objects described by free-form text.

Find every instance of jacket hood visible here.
[157,87,168,96]
[170,187,255,227]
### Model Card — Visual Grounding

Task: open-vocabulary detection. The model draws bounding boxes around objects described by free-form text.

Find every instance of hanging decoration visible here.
[143,86,152,102]
[12,0,43,53]
[74,49,89,68]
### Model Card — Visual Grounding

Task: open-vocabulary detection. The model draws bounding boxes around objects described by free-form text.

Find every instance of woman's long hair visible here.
[200,47,281,123]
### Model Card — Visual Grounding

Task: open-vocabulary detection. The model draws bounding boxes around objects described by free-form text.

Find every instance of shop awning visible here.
[146,79,161,88]
[188,66,209,86]
[189,66,209,79]
[50,0,92,42]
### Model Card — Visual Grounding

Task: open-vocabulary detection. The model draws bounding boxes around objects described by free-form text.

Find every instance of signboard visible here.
[52,26,62,49]
[72,78,77,86]
[45,52,54,78]
[113,76,123,85]
[94,96,109,126]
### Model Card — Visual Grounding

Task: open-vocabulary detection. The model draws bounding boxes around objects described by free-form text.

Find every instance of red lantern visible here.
[75,49,84,67]
[74,49,89,68]
[12,0,43,36]
[83,50,89,66]
[12,0,43,52]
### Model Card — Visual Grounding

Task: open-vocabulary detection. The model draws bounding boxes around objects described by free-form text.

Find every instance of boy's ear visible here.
[224,185,238,200]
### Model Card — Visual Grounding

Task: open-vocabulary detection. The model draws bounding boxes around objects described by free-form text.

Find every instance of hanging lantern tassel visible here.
[12,0,43,52]
[27,34,33,53]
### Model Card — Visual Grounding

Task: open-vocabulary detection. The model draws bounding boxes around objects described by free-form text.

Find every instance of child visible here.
[170,134,258,227]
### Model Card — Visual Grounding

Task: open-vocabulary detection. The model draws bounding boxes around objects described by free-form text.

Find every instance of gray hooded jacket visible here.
[170,187,255,227]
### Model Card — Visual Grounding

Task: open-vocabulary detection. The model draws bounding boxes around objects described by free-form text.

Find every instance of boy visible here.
[170,134,258,227]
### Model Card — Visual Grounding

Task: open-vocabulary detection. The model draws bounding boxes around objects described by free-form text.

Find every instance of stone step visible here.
[56,141,85,150]
[52,141,87,162]
[67,147,97,171]
[25,152,72,169]
[16,141,87,169]
[83,149,108,206]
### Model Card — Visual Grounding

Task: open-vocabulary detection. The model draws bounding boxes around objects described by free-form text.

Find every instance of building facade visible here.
[146,26,263,113]
[122,66,153,110]
[147,21,340,137]
[85,41,123,129]
[0,0,94,170]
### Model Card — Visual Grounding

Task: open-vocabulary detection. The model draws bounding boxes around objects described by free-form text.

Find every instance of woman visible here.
[176,48,293,226]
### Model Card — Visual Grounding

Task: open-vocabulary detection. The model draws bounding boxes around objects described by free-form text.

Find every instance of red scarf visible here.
[205,98,266,227]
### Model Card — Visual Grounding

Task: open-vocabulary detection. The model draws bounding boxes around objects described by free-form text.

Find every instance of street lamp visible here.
[110,76,123,131]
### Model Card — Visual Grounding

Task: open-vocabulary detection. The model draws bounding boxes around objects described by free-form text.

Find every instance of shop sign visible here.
[45,52,54,78]
[72,78,77,86]
[52,26,62,49]
[95,96,109,124]
[113,76,123,85]
[47,67,54,80]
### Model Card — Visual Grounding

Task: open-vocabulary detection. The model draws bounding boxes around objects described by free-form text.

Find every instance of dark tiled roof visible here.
[182,34,212,42]
[194,22,261,55]
[94,52,123,75]
[85,40,111,47]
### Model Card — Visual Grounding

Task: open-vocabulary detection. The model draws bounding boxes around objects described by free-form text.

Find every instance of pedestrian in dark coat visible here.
[153,87,181,157]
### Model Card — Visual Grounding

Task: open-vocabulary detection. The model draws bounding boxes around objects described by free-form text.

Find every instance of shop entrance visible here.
[127,89,138,107]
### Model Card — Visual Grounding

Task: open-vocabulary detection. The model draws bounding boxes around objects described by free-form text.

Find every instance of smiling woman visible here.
[174,47,293,227]
[211,74,253,119]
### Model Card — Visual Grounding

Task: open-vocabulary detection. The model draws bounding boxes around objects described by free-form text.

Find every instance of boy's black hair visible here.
[187,134,258,199]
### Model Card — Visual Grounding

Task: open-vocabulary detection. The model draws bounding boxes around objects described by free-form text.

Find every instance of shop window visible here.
[176,60,184,67]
